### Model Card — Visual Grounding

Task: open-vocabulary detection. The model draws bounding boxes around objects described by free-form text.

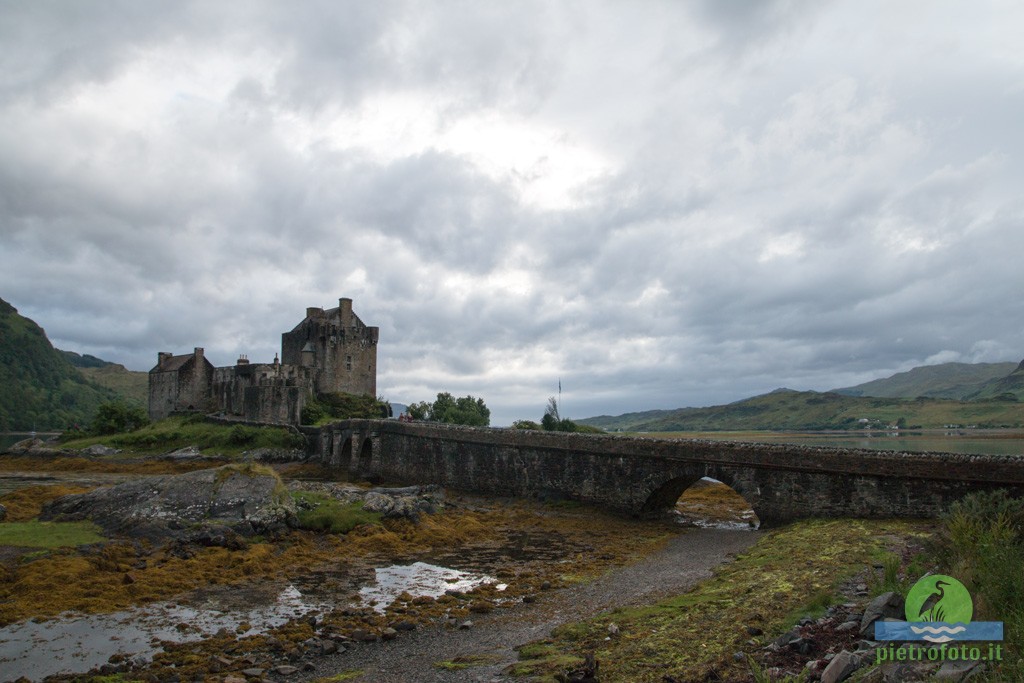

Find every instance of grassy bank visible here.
[58,415,306,456]
[511,518,926,682]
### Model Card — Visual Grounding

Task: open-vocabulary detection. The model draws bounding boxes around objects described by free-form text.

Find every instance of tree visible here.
[545,396,560,422]
[538,396,601,433]
[410,392,491,426]
[407,401,431,420]
[91,401,149,435]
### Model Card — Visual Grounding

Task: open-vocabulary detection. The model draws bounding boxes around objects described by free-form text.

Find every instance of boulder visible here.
[164,445,202,459]
[40,464,296,542]
[860,592,905,636]
[82,444,121,456]
[4,438,67,457]
[935,658,984,681]
[243,447,306,463]
[821,650,862,683]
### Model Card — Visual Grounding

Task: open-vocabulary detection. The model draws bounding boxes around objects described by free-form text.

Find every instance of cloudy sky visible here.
[2,1,1023,425]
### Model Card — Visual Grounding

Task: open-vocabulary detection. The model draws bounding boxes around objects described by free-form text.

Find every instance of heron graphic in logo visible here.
[917,578,950,622]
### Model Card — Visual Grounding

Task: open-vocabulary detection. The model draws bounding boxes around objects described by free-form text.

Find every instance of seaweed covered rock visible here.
[3,437,68,457]
[290,482,443,521]
[41,463,295,542]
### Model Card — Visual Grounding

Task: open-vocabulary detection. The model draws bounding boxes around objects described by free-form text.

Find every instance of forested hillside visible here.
[0,298,119,430]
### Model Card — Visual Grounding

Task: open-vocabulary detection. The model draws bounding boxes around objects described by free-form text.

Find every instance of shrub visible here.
[228,424,258,446]
[292,491,382,533]
[91,401,149,435]
[303,392,390,424]
[932,490,1024,674]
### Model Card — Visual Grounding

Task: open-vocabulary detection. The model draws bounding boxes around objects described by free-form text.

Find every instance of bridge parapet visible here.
[312,420,1024,526]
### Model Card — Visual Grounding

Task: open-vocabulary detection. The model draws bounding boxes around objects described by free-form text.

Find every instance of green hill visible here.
[574,409,677,431]
[76,364,148,406]
[833,362,1018,399]
[60,350,115,369]
[579,389,1024,432]
[0,298,121,431]
[966,360,1024,401]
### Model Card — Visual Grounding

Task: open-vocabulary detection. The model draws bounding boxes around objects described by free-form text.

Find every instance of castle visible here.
[148,297,378,424]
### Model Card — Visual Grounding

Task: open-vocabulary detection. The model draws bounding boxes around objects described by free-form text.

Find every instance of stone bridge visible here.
[306,420,1024,526]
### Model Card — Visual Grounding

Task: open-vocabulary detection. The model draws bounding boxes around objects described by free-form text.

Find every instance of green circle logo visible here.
[905,575,973,624]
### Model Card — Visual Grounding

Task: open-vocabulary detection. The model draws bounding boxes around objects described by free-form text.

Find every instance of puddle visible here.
[358,561,498,612]
[0,584,332,681]
[675,510,761,530]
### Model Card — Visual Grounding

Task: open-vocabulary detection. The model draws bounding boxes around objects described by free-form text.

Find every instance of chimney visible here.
[339,297,353,327]
[306,307,323,319]
[236,354,249,366]
[194,347,205,361]
[158,351,172,366]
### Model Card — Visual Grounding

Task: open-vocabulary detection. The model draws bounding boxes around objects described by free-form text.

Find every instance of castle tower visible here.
[280,297,378,397]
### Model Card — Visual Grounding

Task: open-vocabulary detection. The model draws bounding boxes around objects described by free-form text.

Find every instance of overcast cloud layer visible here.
[2,1,1023,425]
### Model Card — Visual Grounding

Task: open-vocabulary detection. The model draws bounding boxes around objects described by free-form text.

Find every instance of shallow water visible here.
[0,559,507,681]
[358,561,499,612]
[0,583,336,680]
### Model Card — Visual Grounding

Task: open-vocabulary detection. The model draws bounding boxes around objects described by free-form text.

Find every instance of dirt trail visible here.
[298,528,761,683]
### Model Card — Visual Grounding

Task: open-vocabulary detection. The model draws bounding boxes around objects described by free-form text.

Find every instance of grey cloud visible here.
[2,1,1024,425]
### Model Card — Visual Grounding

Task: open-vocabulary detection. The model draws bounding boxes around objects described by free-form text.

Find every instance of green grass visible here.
[60,415,306,455]
[311,670,363,682]
[292,491,383,533]
[0,520,105,548]
[434,654,502,670]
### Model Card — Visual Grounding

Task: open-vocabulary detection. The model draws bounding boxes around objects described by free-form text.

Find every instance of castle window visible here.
[346,355,352,371]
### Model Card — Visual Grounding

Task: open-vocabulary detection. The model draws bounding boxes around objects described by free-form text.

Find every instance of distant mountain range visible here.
[831,361,1022,400]
[580,360,1024,432]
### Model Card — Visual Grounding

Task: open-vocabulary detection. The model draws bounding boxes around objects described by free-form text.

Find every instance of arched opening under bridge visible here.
[643,475,759,529]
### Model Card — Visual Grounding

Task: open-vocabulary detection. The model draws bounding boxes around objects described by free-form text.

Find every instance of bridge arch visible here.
[357,436,374,473]
[338,437,353,471]
[640,467,763,524]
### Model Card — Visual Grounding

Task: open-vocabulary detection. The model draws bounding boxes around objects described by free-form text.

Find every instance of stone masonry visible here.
[311,419,1024,526]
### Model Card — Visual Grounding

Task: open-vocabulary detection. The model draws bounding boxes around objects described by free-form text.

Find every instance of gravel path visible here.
[297,528,761,683]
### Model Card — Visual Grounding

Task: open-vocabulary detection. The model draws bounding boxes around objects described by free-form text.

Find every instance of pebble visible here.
[459,620,474,630]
